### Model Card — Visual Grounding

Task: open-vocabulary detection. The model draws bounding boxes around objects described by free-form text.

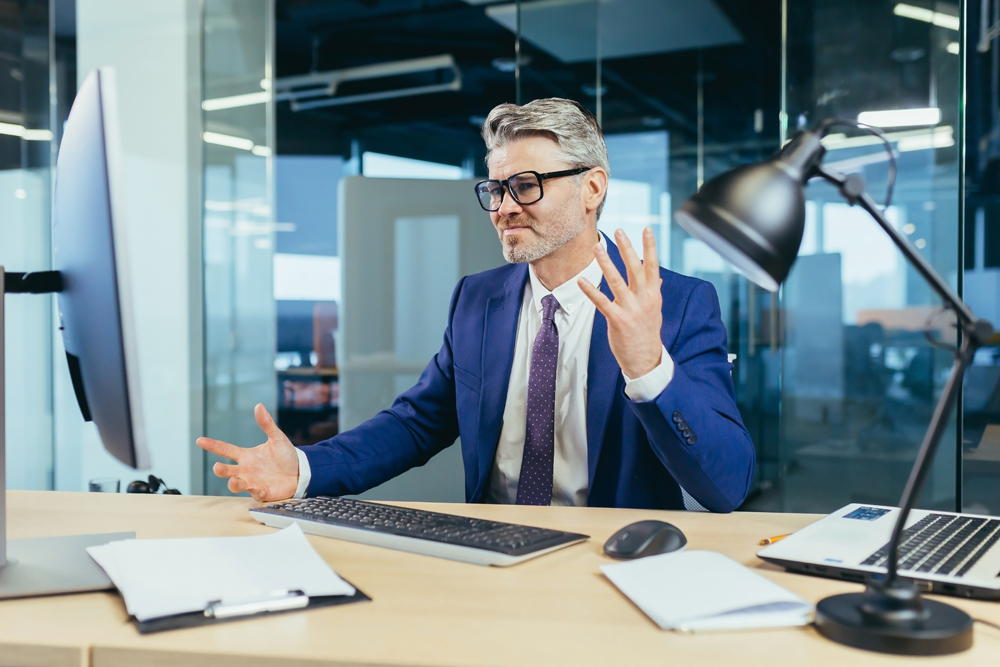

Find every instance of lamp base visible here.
[815,591,973,656]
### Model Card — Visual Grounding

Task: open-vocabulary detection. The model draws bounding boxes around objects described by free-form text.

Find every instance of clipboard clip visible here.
[204,589,309,619]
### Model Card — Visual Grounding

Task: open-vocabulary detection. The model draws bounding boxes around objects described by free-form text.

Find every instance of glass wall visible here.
[260,0,785,502]
[963,0,1000,515]
[0,0,54,491]
[202,0,275,496]
[5,0,208,495]
[515,0,785,506]
[776,0,961,512]
[196,0,982,510]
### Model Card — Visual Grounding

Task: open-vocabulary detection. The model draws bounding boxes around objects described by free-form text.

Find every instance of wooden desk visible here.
[1,491,1000,667]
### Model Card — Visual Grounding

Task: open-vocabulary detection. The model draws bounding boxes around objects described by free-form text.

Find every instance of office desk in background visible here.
[0,492,999,667]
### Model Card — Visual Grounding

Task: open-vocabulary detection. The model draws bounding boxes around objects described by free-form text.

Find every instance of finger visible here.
[578,277,616,320]
[594,243,630,302]
[615,229,645,292]
[212,462,240,479]
[254,403,285,441]
[228,476,249,494]
[250,485,272,503]
[642,226,659,286]
[196,437,243,462]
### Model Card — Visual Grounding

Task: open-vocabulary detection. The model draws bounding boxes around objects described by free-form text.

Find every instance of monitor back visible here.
[52,68,149,469]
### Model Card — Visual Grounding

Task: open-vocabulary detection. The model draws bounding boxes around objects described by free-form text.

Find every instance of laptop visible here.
[757,503,1000,600]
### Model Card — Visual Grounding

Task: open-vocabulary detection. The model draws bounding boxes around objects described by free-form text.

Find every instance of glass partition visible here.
[258,0,972,511]
[0,1,54,490]
[526,1,784,507]
[587,2,785,509]
[202,0,275,495]
[778,0,961,512]
[962,0,1000,514]
[269,1,507,465]
[260,0,786,502]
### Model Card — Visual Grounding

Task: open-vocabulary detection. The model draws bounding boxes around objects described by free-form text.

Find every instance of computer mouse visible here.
[603,520,687,559]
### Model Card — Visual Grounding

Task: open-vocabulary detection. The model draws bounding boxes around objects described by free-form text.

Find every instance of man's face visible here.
[488,136,587,264]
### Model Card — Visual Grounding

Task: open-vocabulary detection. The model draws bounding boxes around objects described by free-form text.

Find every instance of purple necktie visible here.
[516,294,560,506]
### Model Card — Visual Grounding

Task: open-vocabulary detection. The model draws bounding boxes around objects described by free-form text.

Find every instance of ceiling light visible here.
[893,4,960,31]
[897,126,954,151]
[251,145,272,157]
[822,125,952,151]
[824,151,897,174]
[0,122,52,140]
[946,42,960,54]
[202,91,270,111]
[202,131,254,151]
[857,107,940,128]
[22,129,52,141]
[0,122,24,136]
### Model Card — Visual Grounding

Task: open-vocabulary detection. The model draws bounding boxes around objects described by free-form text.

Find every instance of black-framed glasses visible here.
[474,167,593,212]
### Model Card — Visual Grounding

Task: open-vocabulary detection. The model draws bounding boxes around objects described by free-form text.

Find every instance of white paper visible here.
[601,550,813,632]
[87,524,355,622]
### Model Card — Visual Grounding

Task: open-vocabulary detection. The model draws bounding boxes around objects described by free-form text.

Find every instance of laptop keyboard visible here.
[861,513,1000,578]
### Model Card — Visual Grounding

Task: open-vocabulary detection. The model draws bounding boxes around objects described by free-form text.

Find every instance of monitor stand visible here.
[1,268,132,599]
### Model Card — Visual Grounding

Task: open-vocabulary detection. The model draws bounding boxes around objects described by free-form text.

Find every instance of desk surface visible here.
[2,491,1000,667]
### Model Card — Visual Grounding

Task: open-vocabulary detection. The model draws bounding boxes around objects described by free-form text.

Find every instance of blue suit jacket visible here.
[301,237,755,512]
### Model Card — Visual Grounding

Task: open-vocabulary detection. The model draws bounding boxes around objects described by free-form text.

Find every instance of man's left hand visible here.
[579,227,665,379]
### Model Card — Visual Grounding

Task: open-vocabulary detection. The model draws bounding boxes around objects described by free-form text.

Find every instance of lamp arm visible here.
[884,339,974,583]
[813,163,995,586]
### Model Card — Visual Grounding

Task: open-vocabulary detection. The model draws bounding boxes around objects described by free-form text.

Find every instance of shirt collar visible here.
[527,233,607,317]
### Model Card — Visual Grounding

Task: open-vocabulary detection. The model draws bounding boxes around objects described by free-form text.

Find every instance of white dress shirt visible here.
[293,235,674,502]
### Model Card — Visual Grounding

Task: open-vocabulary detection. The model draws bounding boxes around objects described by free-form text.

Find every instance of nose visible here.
[497,185,523,218]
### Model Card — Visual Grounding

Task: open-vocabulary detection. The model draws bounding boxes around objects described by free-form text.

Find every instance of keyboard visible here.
[861,513,1000,578]
[249,496,589,567]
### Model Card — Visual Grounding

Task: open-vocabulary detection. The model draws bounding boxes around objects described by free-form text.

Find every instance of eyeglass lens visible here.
[476,172,543,211]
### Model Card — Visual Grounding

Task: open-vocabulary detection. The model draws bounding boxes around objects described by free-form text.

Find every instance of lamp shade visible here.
[674,131,824,292]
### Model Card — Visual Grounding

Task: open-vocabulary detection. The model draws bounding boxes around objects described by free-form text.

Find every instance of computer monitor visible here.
[53,67,149,469]
[0,68,140,598]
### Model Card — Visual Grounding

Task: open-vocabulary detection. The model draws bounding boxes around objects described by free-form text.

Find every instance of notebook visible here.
[601,550,814,632]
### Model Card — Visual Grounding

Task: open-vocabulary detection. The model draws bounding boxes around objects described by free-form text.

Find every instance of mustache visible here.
[495,214,537,231]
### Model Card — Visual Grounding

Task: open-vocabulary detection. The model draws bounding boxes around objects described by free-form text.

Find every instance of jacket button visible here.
[671,411,683,424]
[686,435,698,445]
[681,428,693,438]
[677,420,689,430]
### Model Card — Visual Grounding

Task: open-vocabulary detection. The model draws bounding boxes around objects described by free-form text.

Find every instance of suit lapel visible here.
[586,234,625,491]
[473,265,528,500]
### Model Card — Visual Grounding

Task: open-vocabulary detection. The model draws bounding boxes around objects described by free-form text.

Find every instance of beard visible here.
[496,208,586,264]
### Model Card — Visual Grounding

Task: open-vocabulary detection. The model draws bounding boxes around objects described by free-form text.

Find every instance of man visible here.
[198,98,755,512]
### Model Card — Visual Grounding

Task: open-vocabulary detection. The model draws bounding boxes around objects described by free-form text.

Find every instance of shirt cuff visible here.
[293,447,312,499]
[622,345,674,402]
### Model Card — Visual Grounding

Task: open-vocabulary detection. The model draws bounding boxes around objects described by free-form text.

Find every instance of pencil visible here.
[759,533,790,546]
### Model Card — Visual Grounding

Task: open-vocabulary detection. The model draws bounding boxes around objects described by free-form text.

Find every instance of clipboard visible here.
[134,580,370,634]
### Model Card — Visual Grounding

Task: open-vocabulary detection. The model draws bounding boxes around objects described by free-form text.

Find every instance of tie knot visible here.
[541,294,560,321]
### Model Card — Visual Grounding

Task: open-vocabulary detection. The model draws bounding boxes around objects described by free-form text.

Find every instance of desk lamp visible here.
[674,121,993,656]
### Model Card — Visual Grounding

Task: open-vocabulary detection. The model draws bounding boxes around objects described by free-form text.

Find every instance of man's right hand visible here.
[196,403,300,502]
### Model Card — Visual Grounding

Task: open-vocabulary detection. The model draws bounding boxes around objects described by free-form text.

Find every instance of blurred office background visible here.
[2,0,998,514]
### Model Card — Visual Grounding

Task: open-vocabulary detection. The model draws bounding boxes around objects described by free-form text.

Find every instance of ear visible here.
[582,168,608,215]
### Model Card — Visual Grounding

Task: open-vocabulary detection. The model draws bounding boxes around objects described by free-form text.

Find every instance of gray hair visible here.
[481,98,609,219]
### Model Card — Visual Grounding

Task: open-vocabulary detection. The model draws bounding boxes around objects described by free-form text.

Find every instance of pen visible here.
[759,533,790,546]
